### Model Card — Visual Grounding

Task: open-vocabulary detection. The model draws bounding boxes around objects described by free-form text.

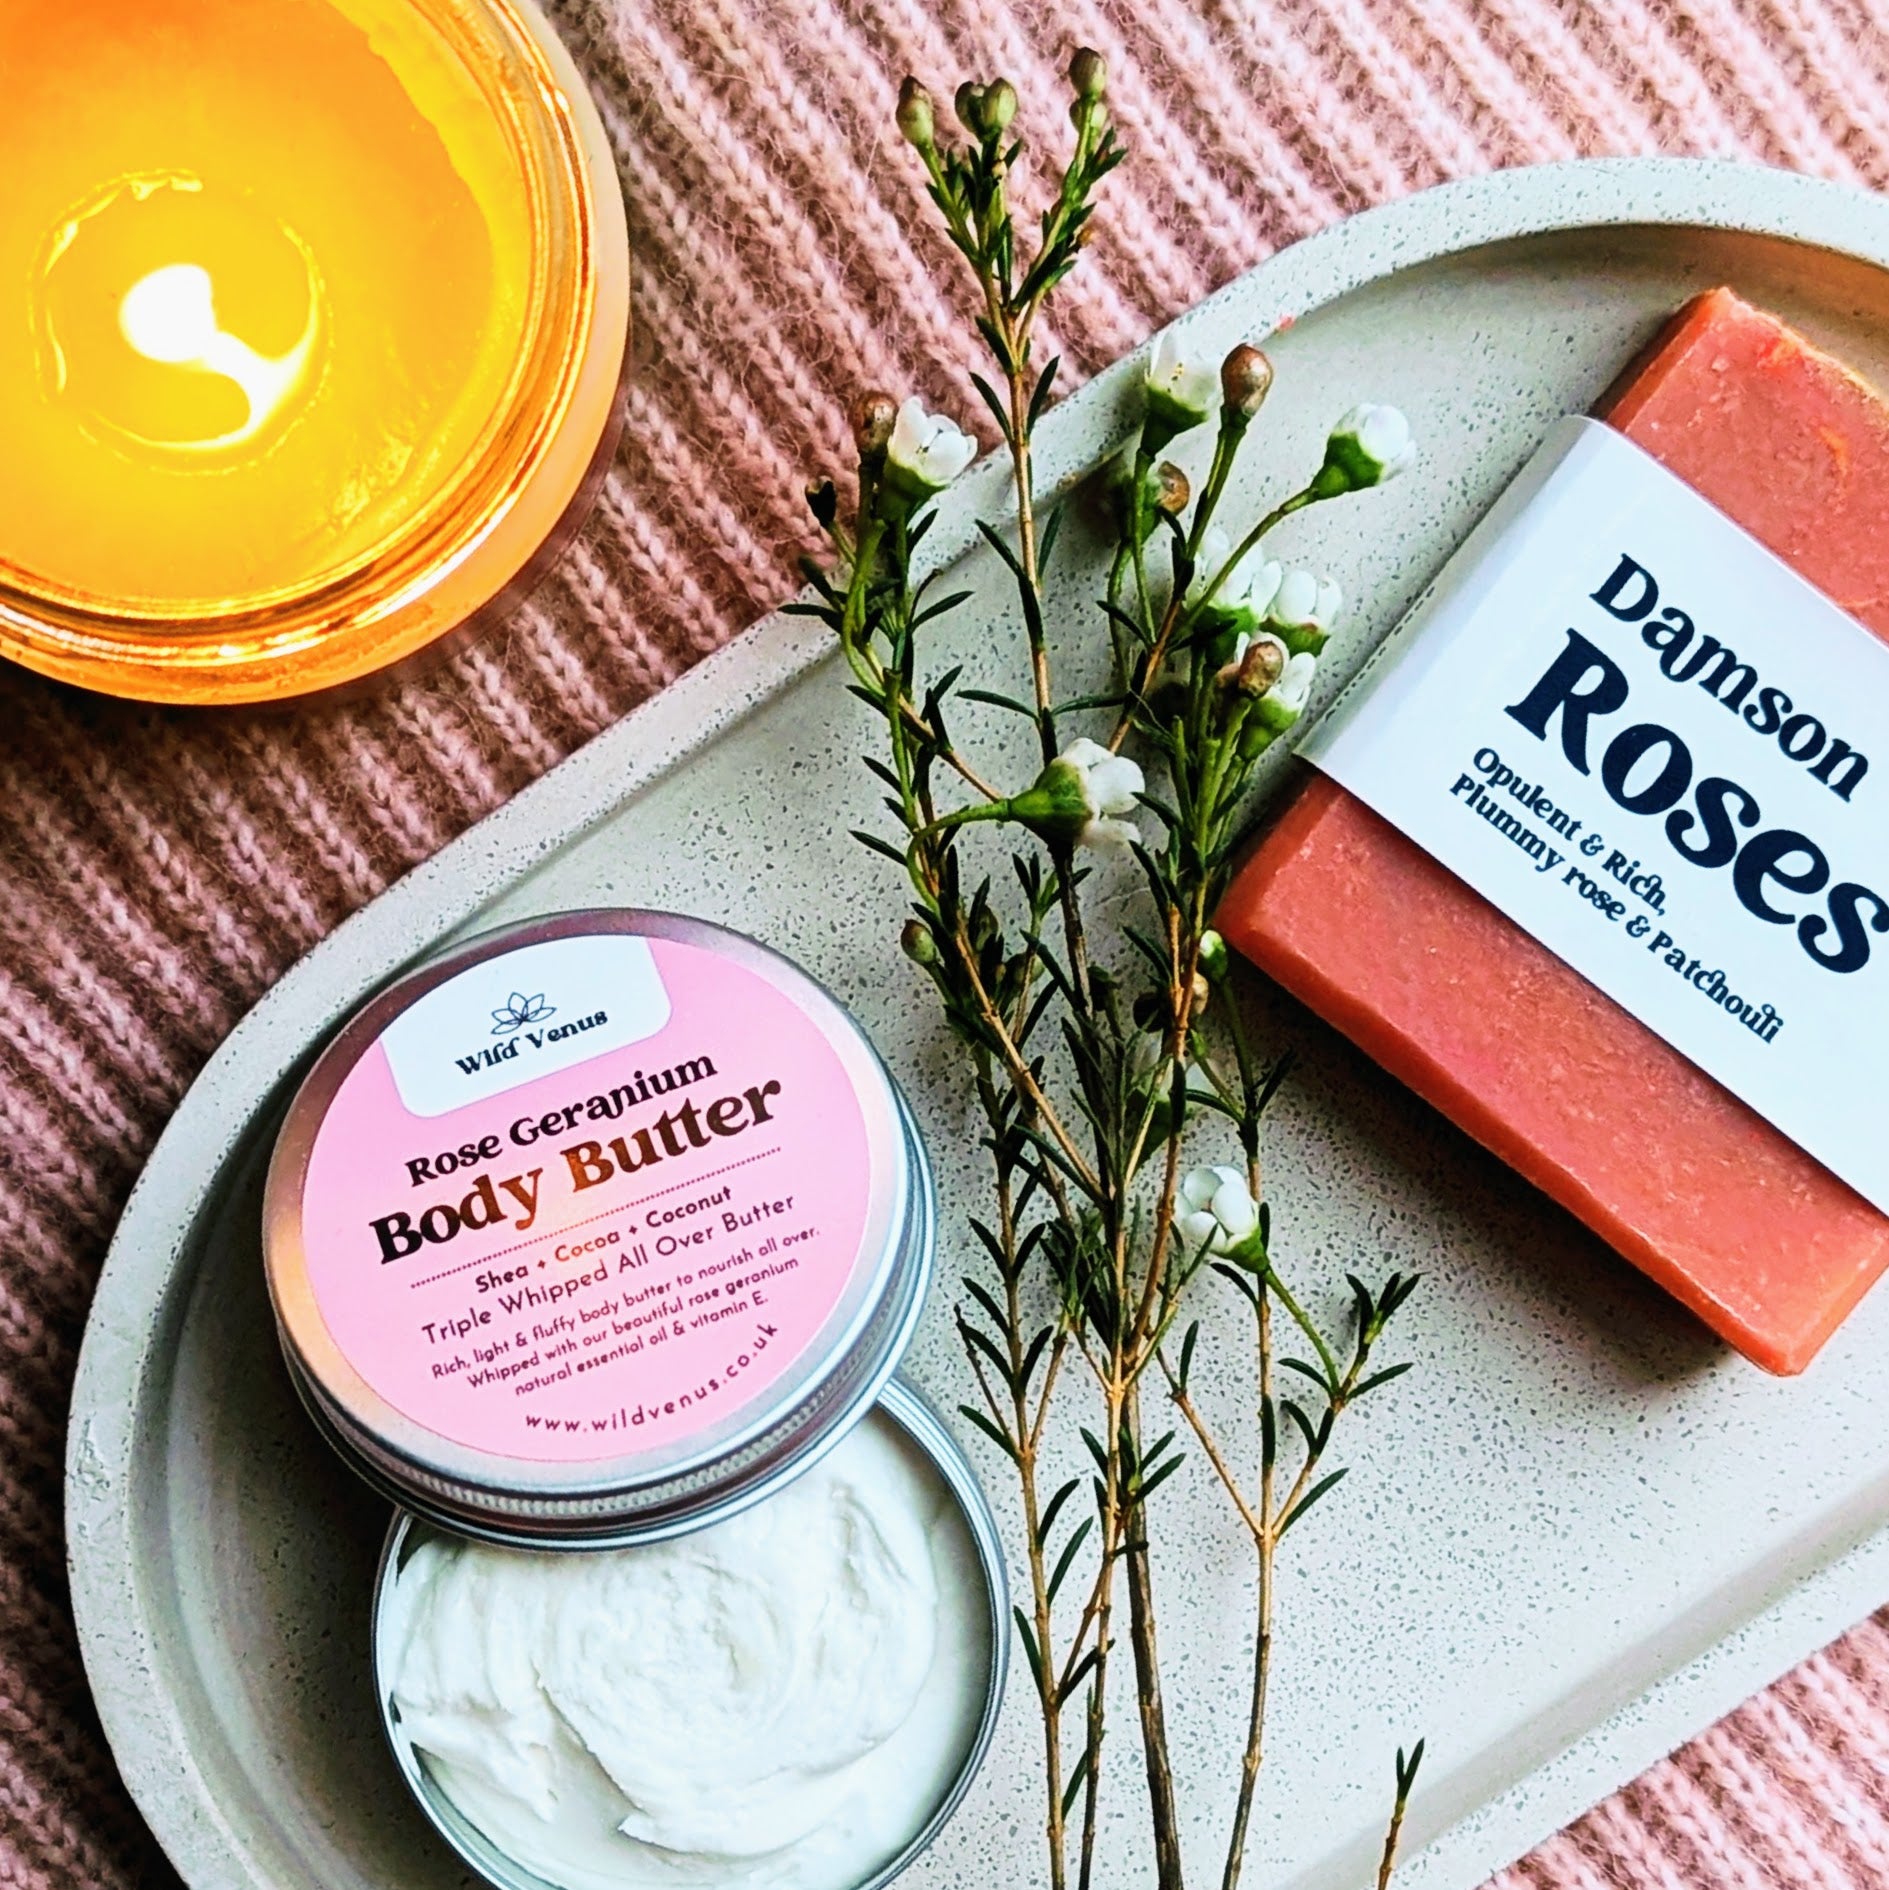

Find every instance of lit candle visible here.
[0,0,628,701]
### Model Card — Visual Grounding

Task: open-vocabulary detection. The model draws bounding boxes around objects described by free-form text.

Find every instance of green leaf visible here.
[1057,1647,1101,1711]
[1061,1744,1093,1816]
[1348,1272,1376,1337]
[1019,1324,1053,1393]
[958,686,1038,718]
[1251,1048,1298,1120]
[1213,1261,1260,1311]
[1280,1466,1349,1536]
[851,829,909,866]
[1027,356,1061,433]
[1036,1477,1080,1548]
[958,1316,1016,1389]
[1282,1355,1335,1395]
[1012,1605,1043,1689]
[911,588,974,627]
[1039,502,1065,574]
[1354,1360,1415,1399]
[959,1275,1007,1331]
[975,518,1026,581]
[1047,1516,1093,1602]
[1137,1454,1184,1502]
[956,1403,1020,1464]
[1100,597,1154,651]
[1176,1320,1200,1392]
[969,370,1011,441]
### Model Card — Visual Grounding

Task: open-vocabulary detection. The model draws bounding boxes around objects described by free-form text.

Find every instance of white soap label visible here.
[379,934,672,1117]
[1303,417,1889,1216]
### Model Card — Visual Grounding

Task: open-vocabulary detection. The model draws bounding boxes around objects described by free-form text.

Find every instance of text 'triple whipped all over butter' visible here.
[264,911,935,1544]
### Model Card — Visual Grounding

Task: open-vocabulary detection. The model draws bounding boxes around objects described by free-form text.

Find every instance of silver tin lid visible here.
[265,909,935,1545]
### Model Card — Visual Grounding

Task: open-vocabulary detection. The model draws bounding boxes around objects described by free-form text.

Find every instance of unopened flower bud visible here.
[955,81,984,132]
[1072,96,1110,131]
[1190,970,1212,1010]
[1230,632,1288,698]
[852,390,898,458]
[1317,402,1415,493]
[1221,343,1273,418]
[1152,461,1190,517]
[901,917,940,964]
[897,77,936,149]
[1198,929,1229,984]
[983,79,1019,133]
[1177,1165,1261,1258]
[1069,47,1107,100]
[1253,649,1318,734]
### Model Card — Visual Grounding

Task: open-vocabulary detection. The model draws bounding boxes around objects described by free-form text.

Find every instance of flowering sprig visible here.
[797,51,1423,1890]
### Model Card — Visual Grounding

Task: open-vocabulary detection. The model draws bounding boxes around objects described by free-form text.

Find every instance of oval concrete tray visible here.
[69,160,1889,1890]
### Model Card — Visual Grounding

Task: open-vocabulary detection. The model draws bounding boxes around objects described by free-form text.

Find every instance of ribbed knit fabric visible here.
[4,2,1889,1883]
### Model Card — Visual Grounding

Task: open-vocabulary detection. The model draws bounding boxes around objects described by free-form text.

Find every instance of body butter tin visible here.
[264,909,935,1544]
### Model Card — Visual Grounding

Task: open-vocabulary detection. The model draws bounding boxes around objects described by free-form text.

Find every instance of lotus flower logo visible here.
[490,991,556,1037]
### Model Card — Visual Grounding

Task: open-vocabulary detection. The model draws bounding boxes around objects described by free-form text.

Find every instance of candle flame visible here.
[119,260,319,449]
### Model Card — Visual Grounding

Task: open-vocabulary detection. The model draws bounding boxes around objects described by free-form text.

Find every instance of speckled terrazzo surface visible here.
[14,7,1889,1887]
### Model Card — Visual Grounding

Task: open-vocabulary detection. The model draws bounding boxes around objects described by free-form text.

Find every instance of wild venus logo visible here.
[454,989,610,1076]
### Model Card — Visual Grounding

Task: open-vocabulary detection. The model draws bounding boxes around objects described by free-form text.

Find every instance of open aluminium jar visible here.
[0,0,629,704]
[264,911,1006,1890]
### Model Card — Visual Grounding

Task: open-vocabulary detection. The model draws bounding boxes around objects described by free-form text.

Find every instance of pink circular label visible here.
[298,933,876,1462]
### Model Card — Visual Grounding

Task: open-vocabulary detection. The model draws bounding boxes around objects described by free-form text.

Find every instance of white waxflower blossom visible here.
[1059,737,1144,849]
[1219,550,1284,623]
[1185,526,1232,606]
[1009,737,1145,850]
[1176,1164,1260,1256]
[1148,333,1218,418]
[1265,568,1342,653]
[1321,402,1415,490]
[885,397,977,499]
[1195,521,1285,623]
[1142,332,1218,447]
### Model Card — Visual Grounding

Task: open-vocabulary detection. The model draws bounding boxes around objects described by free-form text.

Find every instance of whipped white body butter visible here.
[386,1410,991,1890]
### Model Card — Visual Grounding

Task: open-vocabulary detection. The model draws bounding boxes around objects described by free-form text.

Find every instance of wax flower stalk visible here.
[797,52,1424,1890]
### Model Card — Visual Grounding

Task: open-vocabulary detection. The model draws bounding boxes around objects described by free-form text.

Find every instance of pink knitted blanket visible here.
[6,1,1889,1882]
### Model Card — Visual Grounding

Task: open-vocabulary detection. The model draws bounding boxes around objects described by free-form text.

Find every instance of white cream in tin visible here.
[383,1409,991,1890]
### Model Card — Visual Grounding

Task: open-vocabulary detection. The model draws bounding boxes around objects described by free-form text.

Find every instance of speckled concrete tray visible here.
[69,160,1889,1890]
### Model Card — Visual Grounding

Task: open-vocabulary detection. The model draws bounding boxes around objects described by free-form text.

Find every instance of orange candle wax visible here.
[0,0,629,702]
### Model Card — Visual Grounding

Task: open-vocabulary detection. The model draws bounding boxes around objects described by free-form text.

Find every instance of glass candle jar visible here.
[0,0,629,704]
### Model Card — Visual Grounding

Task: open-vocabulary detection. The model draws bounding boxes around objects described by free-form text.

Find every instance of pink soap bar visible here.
[1221,291,1889,1374]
